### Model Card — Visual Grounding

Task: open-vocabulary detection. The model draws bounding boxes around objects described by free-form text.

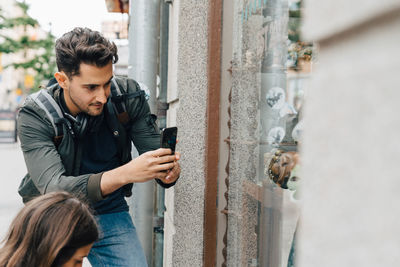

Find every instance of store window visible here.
[225,0,314,266]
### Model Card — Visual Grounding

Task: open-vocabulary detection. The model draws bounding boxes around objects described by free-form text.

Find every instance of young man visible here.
[17,27,180,266]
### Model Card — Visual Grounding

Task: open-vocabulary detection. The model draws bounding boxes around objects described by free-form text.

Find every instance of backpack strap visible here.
[30,89,67,146]
[110,78,145,125]
[110,78,129,124]
[109,78,147,198]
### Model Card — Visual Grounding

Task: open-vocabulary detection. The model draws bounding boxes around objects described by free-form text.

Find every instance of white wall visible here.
[300,1,400,266]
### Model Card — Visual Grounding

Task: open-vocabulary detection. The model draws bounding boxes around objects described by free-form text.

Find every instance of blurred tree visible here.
[0,0,56,92]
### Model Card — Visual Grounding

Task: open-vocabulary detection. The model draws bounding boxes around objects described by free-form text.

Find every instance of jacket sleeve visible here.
[17,104,105,203]
[122,78,176,188]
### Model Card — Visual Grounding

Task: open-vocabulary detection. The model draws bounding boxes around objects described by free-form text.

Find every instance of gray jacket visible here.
[17,76,170,203]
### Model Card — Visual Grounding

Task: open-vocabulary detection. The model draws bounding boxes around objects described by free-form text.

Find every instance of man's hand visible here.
[158,152,181,184]
[101,148,178,196]
[125,148,177,183]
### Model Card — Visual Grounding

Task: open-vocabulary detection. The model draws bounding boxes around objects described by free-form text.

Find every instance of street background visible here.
[0,142,25,240]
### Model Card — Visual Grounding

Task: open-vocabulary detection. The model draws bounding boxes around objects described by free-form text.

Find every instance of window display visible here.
[225,0,313,266]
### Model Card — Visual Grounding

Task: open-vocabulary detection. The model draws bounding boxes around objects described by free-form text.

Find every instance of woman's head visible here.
[0,192,98,267]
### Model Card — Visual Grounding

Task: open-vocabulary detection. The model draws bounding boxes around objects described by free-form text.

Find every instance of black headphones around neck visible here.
[63,112,89,139]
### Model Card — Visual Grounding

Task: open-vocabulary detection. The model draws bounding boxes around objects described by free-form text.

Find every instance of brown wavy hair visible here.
[0,192,98,267]
[55,27,118,78]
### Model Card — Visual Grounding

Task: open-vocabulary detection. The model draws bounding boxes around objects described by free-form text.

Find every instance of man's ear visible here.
[54,72,69,89]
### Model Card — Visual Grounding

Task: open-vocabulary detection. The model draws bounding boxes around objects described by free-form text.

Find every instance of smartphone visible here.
[160,127,178,153]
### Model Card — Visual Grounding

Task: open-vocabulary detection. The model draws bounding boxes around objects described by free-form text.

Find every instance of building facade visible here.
[162,0,309,266]
[101,19,129,40]
[120,0,400,265]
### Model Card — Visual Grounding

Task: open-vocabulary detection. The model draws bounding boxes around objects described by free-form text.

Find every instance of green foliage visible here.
[8,32,57,88]
[288,17,301,43]
[287,0,313,71]
[288,1,302,43]
[0,15,38,29]
[0,0,56,92]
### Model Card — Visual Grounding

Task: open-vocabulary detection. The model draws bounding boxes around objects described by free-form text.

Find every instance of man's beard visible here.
[69,92,104,117]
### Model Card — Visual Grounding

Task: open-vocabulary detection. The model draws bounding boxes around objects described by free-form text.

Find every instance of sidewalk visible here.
[0,143,25,241]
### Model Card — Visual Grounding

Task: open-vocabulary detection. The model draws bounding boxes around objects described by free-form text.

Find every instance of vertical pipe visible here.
[129,0,160,111]
[158,1,169,115]
[128,0,160,265]
[153,2,170,267]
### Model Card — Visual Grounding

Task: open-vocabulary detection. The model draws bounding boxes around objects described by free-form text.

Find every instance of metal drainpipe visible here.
[153,1,170,267]
[128,0,160,265]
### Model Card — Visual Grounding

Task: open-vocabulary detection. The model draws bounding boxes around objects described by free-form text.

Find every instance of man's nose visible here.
[96,87,109,104]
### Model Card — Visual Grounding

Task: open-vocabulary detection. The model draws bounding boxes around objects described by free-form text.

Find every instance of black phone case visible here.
[160,127,177,153]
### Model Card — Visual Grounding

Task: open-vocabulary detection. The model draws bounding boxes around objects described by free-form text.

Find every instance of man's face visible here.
[59,62,113,117]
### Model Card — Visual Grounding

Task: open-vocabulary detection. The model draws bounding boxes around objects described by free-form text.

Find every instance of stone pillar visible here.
[163,0,210,266]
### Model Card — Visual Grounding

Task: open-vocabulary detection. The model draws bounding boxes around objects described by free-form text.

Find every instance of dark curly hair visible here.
[55,27,118,78]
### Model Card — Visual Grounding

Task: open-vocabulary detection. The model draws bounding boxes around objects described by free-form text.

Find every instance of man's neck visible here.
[60,89,75,116]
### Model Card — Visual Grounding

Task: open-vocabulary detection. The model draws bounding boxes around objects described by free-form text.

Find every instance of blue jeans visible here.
[88,212,148,267]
